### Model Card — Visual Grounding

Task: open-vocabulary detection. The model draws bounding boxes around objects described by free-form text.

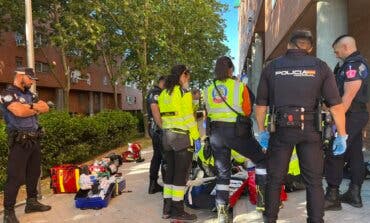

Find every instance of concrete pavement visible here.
[1,147,369,223]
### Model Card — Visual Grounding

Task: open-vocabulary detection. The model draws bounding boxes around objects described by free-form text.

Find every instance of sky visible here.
[220,0,239,74]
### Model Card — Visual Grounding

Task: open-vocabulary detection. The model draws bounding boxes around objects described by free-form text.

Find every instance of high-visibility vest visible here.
[158,85,200,140]
[197,145,246,167]
[288,148,300,176]
[204,78,244,122]
[231,150,247,164]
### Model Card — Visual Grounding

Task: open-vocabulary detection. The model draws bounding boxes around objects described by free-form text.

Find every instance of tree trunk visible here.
[113,84,119,109]
[141,88,149,137]
[102,51,119,110]
[60,47,70,111]
[140,0,150,137]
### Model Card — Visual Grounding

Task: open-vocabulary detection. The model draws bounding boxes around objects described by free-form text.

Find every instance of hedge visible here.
[0,110,138,191]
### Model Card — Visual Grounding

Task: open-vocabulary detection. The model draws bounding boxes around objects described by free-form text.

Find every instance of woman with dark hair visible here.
[158,64,201,222]
[204,56,267,222]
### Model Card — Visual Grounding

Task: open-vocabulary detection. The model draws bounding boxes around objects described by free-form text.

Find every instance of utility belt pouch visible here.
[276,107,305,129]
[148,119,160,137]
[162,129,191,152]
[235,115,253,137]
[268,108,276,133]
[315,105,323,132]
[322,112,335,150]
[205,117,211,136]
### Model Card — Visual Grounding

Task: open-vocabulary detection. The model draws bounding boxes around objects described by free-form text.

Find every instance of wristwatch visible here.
[30,103,33,109]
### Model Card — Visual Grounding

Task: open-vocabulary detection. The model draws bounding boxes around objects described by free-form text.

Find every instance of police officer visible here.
[1,68,51,223]
[255,30,347,223]
[324,35,369,210]
[158,65,201,221]
[204,56,267,223]
[147,76,166,194]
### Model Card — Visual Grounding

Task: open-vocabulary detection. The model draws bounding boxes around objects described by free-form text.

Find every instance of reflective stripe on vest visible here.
[205,79,243,122]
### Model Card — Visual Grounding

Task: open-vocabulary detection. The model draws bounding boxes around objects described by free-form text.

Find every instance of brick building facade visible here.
[0,32,142,114]
[238,0,370,148]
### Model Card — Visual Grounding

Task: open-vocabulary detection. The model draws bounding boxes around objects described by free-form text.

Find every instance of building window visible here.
[15,57,23,68]
[15,32,25,46]
[35,33,43,48]
[103,76,109,86]
[272,0,277,9]
[126,96,136,105]
[35,61,50,73]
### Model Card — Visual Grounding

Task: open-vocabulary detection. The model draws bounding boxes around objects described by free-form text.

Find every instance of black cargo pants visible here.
[4,136,41,210]
[263,126,324,223]
[325,111,369,187]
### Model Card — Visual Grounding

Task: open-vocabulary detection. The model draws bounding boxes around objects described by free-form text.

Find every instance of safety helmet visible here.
[122,150,140,162]
[128,143,142,154]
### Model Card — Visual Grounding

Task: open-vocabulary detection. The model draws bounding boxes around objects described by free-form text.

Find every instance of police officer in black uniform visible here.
[1,68,51,223]
[147,76,166,194]
[324,35,369,210]
[255,30,347,223]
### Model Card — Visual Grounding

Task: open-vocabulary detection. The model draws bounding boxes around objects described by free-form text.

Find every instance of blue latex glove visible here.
[332,135,348,156]
[195,139,202,153]
[257,130,270,149]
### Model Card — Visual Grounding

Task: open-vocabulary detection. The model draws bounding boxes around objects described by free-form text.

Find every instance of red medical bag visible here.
[50,164,80,193]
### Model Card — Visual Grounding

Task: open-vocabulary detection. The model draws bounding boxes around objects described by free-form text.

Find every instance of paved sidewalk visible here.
[1,147,369,223]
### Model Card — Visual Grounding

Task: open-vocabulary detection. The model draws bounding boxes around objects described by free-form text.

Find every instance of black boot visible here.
[256,173,266,212]
[171,201,197,222]
[324,187,342,211]
[25,198,52,213]
[340,184,363,208]
[148,179,163,194]
[162,198,171,219]
[216,204,229,223]
[3,209,19,223]
[263,214,276,223]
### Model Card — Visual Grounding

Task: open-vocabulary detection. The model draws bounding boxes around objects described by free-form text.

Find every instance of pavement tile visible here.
[0,148,369,223]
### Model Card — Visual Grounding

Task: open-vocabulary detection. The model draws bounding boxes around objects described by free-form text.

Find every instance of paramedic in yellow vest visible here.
[158,64,201,222]
[204,56,267,222]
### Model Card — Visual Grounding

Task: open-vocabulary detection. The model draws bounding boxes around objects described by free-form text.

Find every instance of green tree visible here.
[0,0,104,111]
[91,0,228,134]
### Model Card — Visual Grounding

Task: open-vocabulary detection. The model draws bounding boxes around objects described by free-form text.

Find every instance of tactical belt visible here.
[210,121,235,128]
[16,130,41,139]
[160,111,177,116]
[166,128,189,135]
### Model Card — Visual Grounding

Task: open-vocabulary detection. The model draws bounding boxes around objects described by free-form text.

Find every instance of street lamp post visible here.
[25,0,42,199]
[25,0,35,75]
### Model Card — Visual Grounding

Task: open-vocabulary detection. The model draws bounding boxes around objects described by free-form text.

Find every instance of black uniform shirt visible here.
[0,85,38,131]
[334,51,369,109]
[146,86,162,119]
[256,49,342,110]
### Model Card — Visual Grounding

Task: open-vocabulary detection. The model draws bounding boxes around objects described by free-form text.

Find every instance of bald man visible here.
[324,35,369,211]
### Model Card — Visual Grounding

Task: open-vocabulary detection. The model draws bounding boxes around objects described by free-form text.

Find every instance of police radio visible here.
[322,111,334,150]
[316,101,323,132]
[267,106,276,133]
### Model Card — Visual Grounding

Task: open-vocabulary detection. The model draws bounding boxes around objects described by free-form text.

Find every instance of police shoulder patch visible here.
[3,95,13,102]
[153,95,159,101]
[359,63,368,78]
[345,64,357,79]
